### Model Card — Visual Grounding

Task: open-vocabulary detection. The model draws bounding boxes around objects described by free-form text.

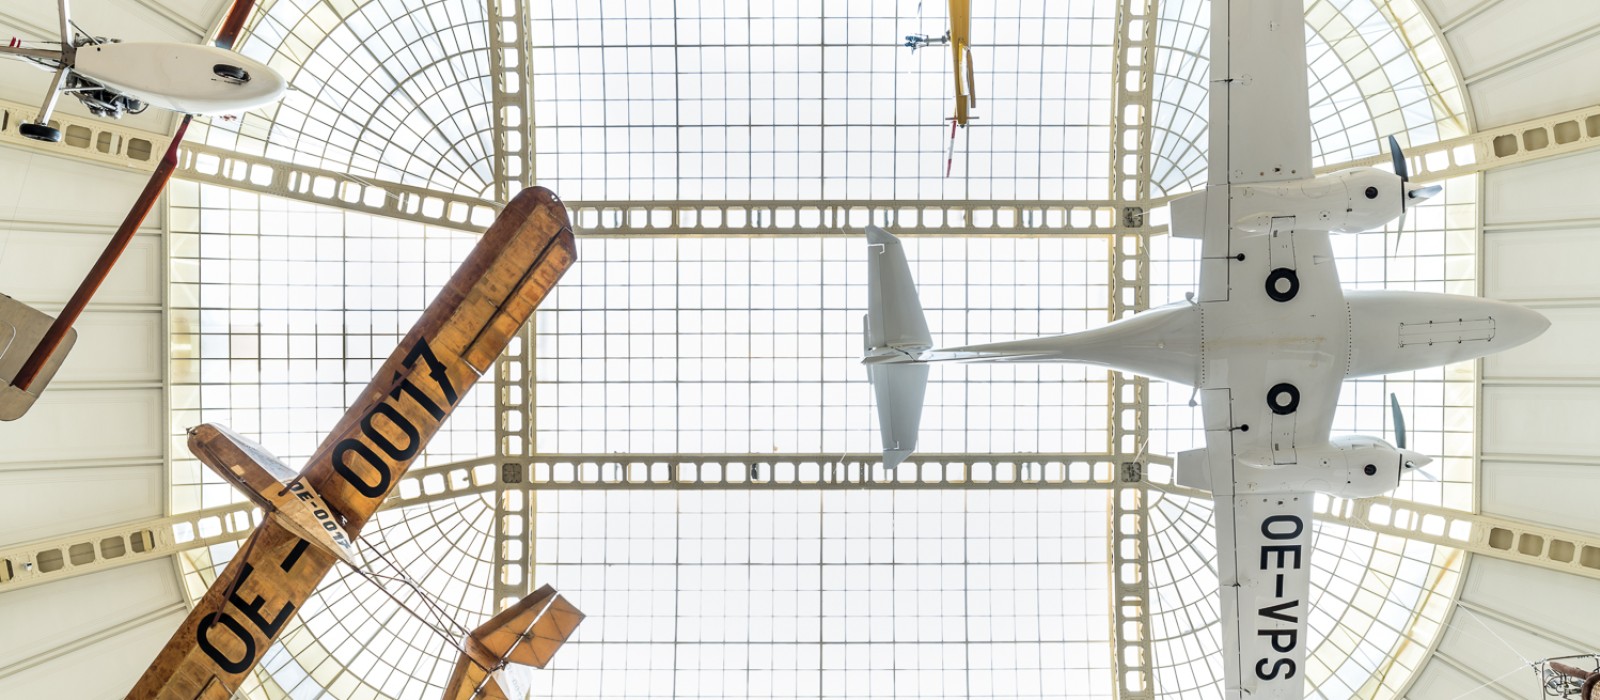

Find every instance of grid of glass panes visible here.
[528,1,1117,202]
[167,182,496,513]
[1147,0,1471,199]
[528,489,1112,699]
[188,0,498,198]
[534,236,1112,455]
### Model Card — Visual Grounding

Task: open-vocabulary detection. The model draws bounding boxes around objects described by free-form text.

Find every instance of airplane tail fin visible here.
[863,225,932,470]
[443,585,584,700]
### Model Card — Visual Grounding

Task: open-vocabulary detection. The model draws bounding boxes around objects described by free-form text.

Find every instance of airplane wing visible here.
[1210,0,1312,187]
[1190,386,1319,700]
[125,187,577,699]
[1194,3,1335,696]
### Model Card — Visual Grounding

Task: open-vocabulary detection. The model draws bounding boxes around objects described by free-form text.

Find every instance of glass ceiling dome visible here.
[168,0,1480,698]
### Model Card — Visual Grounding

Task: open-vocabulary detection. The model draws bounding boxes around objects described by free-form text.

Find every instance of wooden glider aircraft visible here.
[0,0,284,421]
[126,187,581,699]
[864,0,1549,697]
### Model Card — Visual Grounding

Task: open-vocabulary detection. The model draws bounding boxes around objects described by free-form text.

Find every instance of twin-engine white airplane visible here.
[1,0,285,143]
[861,0,1550,697]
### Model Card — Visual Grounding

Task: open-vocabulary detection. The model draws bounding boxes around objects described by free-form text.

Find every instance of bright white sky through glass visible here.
[169,0,1478,697]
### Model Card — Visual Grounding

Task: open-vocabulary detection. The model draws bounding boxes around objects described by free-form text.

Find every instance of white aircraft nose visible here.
[1496,302,1552,350]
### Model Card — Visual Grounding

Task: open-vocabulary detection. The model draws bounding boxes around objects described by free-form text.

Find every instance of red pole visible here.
[213,0,257,50]
[13,115,191,391]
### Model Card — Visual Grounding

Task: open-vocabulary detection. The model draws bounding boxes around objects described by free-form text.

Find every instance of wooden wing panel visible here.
[127,187,576,699]
[299,186,575,535]
[128,519,338,699]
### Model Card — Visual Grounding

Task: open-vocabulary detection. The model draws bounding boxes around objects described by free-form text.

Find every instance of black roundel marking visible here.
[1265,268,1299,302]
[1267,383,1300,415]
[1364,186,1379,199]
[1363,464,1378,476]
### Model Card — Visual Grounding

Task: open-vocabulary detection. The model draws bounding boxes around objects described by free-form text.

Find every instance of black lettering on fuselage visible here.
[227,564,294,639]
[1254,513,1307,681]
[1255,657,1296,681]
[197,612,254,673]
[334,439,390,497]
[197,547,308,674]
[331,337,458,500]
[280,540,309,572]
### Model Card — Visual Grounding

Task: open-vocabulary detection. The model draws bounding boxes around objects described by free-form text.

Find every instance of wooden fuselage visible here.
[126,187,577,699]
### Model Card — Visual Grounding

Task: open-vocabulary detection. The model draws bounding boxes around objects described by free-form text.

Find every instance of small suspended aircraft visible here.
[0,0,285,421]
[862,0,1550,697]
[904,0,977,177]
[127,187,582,699]
[0,0,285,143]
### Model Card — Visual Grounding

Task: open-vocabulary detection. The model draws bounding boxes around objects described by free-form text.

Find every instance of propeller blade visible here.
[1388,135,1408,182]
[1416,468,1439,482]
[1395,210,1406,255]
[1389,392,1407,450]
[1408,184,1443,202]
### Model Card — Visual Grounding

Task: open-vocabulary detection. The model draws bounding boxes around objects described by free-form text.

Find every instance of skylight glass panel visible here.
[167,182,496,513]
[166,0,1488,697]
[529,0,1118,202]
[1148,0,1470,198]
[534,236,1113,455]
[190,0,498,198]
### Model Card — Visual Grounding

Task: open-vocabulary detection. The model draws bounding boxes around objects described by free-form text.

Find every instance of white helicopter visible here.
[0,0,285,142]
[861,0,1550,697]
[0,0,284,422]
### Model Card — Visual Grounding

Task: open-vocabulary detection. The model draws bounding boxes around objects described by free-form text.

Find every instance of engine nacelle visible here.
[1175,434,1421,500]
[1231,167,1404,234]
[1170,167,1405,238]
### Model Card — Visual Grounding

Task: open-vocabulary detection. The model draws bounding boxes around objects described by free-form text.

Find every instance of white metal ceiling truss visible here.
[1106,0,1160,695]
[7,98,1600,237]
[7,453,1599,595]
[487,0,538,611]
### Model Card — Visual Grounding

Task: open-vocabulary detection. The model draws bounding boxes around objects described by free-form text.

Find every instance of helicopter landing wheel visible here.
[18,122,61,143]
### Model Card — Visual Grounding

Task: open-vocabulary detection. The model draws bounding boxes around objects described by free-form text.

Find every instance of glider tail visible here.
[862,225,933,470]
[443,585,585,700]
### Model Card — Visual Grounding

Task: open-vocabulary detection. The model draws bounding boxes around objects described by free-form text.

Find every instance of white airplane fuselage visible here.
[928,166,1548,494]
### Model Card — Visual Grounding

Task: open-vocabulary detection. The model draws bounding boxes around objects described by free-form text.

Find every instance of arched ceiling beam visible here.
[8,452,1600,593]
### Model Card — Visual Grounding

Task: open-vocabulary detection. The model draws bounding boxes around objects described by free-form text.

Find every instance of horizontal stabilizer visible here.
[443,584,585,700]
[863,225,932,360]
[870,363,929,470]
[862,225,933,470]
[188,423,361,567]
[0,294,77,421]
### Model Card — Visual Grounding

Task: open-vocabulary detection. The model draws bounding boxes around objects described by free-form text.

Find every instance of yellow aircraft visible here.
[125,187,581,699]
[905,0,977,175]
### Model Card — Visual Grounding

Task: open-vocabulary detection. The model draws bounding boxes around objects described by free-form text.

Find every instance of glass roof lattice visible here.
[166,0,1478,698]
